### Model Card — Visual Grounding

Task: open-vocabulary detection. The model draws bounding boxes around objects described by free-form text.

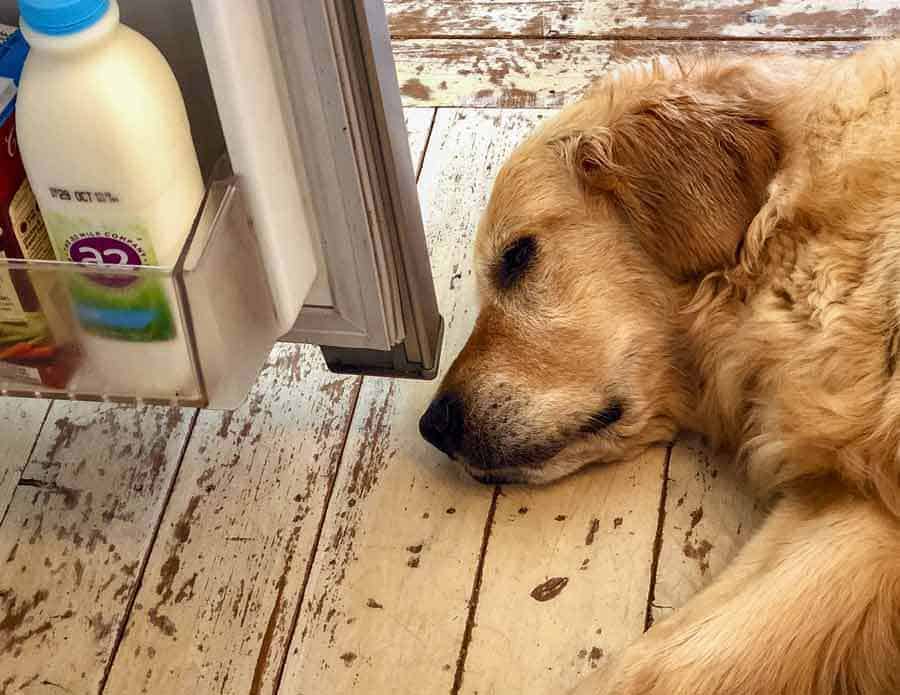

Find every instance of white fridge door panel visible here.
[194,0,442,375]
[190,0,319,335]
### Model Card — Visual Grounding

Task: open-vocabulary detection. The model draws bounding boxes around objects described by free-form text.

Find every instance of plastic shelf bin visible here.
[0,164,280,409]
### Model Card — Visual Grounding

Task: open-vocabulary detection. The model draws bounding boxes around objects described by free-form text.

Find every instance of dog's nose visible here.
[419,393,464,458]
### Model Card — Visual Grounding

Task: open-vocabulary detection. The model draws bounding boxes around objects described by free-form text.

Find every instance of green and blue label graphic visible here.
[45,213,175,342]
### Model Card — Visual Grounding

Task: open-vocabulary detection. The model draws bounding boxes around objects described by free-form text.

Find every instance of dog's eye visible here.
[581,402,624,434]
[497,236,536,289]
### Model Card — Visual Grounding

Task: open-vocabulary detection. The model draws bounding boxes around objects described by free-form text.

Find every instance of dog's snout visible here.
[419,393,465,458]
[471,471,519,485]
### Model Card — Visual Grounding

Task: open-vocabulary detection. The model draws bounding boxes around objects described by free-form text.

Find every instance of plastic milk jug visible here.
[15,0,204,397]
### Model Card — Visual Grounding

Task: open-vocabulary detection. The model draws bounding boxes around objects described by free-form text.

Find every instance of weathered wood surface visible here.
[387,1,900,39]
[279,109,544,695]
[101,109,435,695]
[460,450,668,694]
[649,435,765,625]
[102,347,359,695]
[403,107,437,173]
[0,402,194,694]
[0,399,48,523]
[395,38,866,108]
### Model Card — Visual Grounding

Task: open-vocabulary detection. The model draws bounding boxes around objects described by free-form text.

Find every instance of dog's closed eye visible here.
[497,235,537,289]
[581,402,624,434]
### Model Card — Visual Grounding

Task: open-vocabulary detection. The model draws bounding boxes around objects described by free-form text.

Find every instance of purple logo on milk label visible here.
[69,236,144,287]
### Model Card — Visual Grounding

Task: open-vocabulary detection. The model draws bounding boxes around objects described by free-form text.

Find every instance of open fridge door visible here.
[192,0,443,380]
[0,0,443,411]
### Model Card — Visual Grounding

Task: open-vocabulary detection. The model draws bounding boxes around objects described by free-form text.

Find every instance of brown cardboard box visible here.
[0,53,77,389]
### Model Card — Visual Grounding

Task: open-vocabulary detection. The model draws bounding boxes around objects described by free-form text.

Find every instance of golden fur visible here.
[422,41,900,693]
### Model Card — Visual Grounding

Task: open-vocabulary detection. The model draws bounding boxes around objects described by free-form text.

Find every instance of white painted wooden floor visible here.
[1,3,895,694]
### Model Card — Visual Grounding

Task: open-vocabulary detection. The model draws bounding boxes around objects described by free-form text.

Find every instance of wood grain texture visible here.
[395,38,866,108]
[649,435,765,625]
[279,109,547,695]
[102,346,359,695]
[460,450,668,694]
[100,108,436,695]
[0,399,48,524]
[0,401,193,695]
[387,1,900,39]
[404,106,437,173]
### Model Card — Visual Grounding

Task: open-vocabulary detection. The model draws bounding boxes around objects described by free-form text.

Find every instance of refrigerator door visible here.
[192,0,443,379]
[0,0,444,395]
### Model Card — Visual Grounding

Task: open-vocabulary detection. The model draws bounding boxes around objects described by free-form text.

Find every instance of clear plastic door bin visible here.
[0,161,280,409]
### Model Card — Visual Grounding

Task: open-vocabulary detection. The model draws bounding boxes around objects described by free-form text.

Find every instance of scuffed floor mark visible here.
[530,577,569,602]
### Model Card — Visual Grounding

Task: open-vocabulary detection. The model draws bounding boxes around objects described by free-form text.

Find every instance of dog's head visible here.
[421,58,782,484]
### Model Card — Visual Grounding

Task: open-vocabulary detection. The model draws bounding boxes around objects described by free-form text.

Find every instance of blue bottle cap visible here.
[19,0,110,36]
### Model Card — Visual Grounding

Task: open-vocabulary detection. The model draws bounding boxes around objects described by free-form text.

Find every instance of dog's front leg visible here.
[568,486,900,695]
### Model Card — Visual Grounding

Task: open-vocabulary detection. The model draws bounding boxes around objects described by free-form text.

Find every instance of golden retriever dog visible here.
[419,41,900,694]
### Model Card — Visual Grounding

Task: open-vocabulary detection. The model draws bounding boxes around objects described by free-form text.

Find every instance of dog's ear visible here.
[555,83,780,279]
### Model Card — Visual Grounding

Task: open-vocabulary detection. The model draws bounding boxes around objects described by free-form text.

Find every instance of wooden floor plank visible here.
[100,108,436,695]
[0,399,48,524]
[649,435,764,626]
[279,109,546,695]
[459,449,667,694]
[102,346,360,695]
[387,1,899,39]
[404,106,437,174]
[389,0,550,38]
[395,38,866,108]
[0,401,194,694]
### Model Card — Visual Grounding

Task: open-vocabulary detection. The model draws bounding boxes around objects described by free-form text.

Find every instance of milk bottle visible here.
[16,0,204,397]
